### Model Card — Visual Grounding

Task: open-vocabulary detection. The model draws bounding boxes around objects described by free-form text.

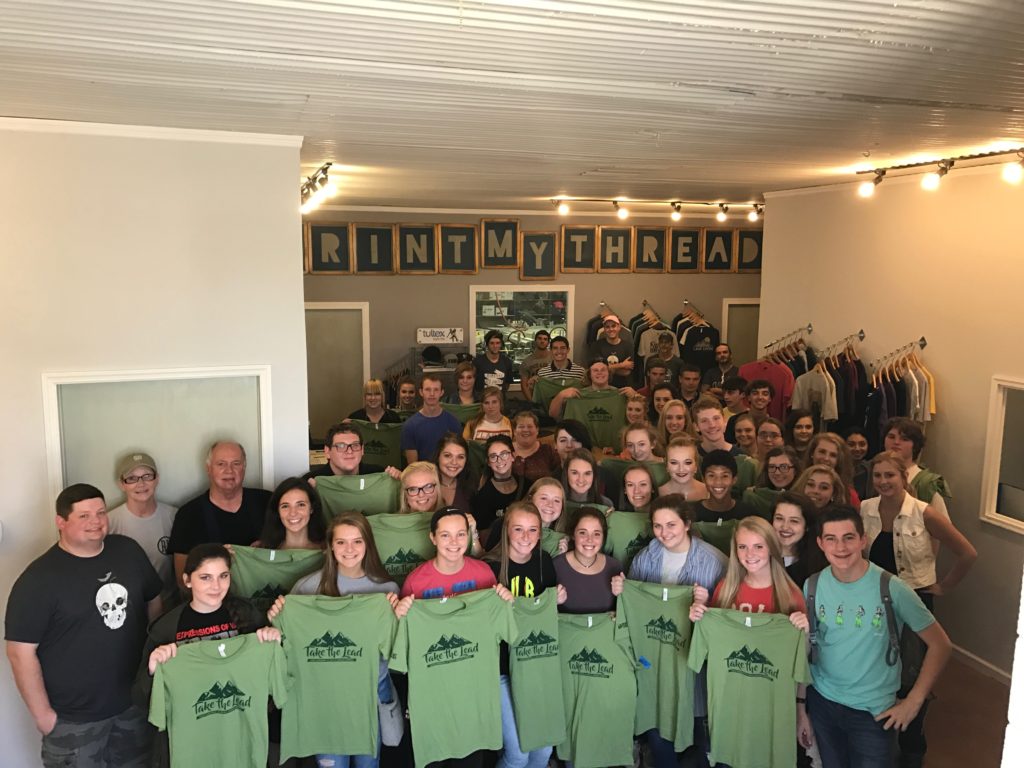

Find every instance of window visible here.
[980,376,1024,533]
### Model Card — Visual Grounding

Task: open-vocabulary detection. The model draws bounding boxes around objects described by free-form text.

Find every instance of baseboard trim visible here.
[952,643,1012,684]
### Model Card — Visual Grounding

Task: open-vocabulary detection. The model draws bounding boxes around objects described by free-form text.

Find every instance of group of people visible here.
[5,326,977,768]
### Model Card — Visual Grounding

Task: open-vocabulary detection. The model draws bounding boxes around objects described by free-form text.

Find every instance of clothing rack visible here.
[598,300,618,317]
[640,299,667,328]
[870,337,927,369]
[682,298,705,318]
[762,323,813,351]
[869,337,928,386]
[819,329,866,359]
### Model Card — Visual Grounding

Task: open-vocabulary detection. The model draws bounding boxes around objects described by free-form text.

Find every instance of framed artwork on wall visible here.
[481,219,520,268]
[702,229,736,272]
[397,225,438,274]
[305,222,351,274]
[353,225,396,274]
[560,225,597,273]
[668,228,702,272]
[519,232,558,280]
[437,224,479,274]
[634,227,668,273]
[598,226,634,272]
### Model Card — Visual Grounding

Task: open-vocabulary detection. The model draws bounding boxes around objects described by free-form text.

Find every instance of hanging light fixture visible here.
[1002,152,1024,184]
[613,201,630,220]
[716,204,728,223]
[920,160,953,191]
[858,170,886,198]
[299,163,336,214]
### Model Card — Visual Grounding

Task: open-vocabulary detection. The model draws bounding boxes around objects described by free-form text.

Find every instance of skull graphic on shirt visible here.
[95,582,129,629]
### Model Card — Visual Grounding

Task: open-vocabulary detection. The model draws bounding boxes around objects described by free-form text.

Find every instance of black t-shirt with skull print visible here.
[5,534,161,722]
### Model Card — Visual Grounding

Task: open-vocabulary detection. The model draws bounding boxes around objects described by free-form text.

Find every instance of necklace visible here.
[440,478,457,488]
[574,551,598,569]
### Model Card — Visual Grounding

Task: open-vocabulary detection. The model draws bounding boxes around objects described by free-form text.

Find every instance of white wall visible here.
[0,120,309,764]
[759,167,1024,760]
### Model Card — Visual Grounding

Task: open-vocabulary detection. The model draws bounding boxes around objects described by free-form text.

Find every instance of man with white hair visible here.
[167,440,271,583]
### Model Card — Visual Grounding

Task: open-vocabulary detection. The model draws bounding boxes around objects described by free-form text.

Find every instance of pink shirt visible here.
[400,557,497,599]
[713,580,806,615]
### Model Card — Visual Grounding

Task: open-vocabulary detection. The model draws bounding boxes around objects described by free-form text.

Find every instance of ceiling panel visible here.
[1,0,1022,209]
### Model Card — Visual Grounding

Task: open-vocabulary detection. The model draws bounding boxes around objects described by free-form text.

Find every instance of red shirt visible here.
[713,580,807,615]
[400,557,497,599]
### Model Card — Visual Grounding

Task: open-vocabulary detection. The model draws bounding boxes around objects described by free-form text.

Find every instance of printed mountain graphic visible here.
[627,533,651,550]
[195,680,246,704]
[252,584,286,600]
[588,407,611,416]
[365,440,386,450]
[426,635,473,653]
[518,630,557,647]
[386,549,425,564]
[308,631,357,649]
[646,616,679,634]
[727,645,773,666]
[569,647,609,664]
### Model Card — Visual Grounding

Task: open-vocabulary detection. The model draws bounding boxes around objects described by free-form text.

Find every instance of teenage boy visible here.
[693,450,760,522]
[306,423,399,480]
[805,505,951,768]
[693,396,739,457]
[474,330,515,392]
[677,364,702,410]
[722,375,750,442]
[745,379,775,421]
[591,315,634,388]
[636,359,669,400]
[882,417,951,519]
[401,373,462,464]
[518,330,551,400]
[535,335,585,382]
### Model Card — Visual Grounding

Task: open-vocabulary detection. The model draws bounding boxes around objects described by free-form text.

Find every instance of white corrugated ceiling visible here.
[2,0,1022,209]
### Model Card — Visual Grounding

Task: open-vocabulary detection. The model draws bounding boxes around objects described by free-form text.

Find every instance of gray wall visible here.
[303,210,762,385]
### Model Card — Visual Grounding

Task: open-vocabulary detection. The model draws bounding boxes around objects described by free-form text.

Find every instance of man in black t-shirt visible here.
[5,483,162,767]
[304,423,389,481]
[474,329,516,392]
[167,440,271,583]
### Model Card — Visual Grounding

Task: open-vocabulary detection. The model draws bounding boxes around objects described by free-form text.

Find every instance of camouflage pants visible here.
[41,704,152,768]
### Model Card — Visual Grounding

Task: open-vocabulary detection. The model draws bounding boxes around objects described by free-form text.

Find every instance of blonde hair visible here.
[363,378,385,398]
[808,432,855,487]
[656,399,696,446]
[399,461,442,514]
[485,501,545,587]
[527,476,566,531]
[869,450,913,493]
[795,464,847,505]
[465,386,505,435]
[714,516,800,614]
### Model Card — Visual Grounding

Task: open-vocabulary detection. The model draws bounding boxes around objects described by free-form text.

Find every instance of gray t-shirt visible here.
[291,571,399,597]
[107,501,177,595]
[660,548,690,585]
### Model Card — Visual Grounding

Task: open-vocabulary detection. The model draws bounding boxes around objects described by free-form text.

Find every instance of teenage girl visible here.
[796,464,847,510]
[732,412,759,457]
[258,477,327,551]
[432,433,476,514]
[619,423,663,463]
[771,491,825,587]
[784,409,815,456]
[621,464,660,514]
[525,476,569,555]
[552,506,624,614]
[807,432,861,507]
[561,448,614,508]
[658,435,707,500]
[464,387,513,442]
[655,399,695,447]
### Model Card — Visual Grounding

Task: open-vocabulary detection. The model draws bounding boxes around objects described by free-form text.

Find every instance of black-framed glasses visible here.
[331,442,362,453]
[405,482,437,496]
[123,473,156,484]
[488,450,513,462]
[767,464,794,473]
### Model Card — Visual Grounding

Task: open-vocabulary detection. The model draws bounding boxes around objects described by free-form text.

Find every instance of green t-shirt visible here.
[317,472,401,519]
[368,513,433,587]
[563,500,613,518]
[615,580,696,751]
[466,438,488,477]
[688,608,811,768]
[604,511,652,574]
[351,420,404,470]
[563,389,627,449]
[599,458,670,493]
[389,589,518,768]
[532,376,577,410]
[272,593,397,761]
[742,487,782,518]
[806,562,935,715]
[229,546,324,612]
[149,634,287,768]
[733,454,759,497]
[509,591,567,752]
[540,527,567,557]
[692,519,738,556]
[440,402,482,425]
[556,613,637,768]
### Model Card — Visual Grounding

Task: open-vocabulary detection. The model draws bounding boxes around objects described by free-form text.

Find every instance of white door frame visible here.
[304,301,371,381]
[721,298,761,344]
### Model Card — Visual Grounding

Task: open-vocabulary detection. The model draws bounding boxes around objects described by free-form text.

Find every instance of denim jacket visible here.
[861,493,935,589]
[627,536,727,590]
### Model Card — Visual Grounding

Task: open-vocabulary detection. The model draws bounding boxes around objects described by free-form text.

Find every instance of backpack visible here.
[806,569,925,693]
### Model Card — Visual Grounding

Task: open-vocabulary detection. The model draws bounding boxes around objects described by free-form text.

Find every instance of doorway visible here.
[305,302,369,447]
[722,299,761,367]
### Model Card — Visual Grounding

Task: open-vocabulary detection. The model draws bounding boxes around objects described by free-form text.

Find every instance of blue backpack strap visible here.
[879,570,901,667]
[806,571,821,665]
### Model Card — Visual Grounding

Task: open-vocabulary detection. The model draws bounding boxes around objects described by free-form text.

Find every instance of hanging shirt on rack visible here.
[679,324,720,374]
[790,367,838,424]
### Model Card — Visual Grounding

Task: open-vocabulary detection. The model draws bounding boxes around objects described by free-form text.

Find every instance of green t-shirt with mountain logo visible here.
[509,591,567,752]
[272,593,397,761]
[149,633,287,768]
[563,389,627,448]
[368,513,433,587]
[317,472,401,519]
[351,420,404,469]
[540,527,567,557]
[228,546,324,612]
[604,511,653,574]
[688,608,811,768]
[693,519,739,556]
[615,580,696,751]
[532,376,577,410]
[389,589,518,768]
[556,613,637,768]
[440,402,482,425]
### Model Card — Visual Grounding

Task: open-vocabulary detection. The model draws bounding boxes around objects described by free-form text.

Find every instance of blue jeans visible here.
[497,675,553,768]
[807,686,894,768]
[316,666,393,768]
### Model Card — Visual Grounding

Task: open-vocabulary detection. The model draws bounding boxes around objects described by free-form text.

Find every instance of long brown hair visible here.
[318,512,391,596]
[485,501,545,588]
[714,517,800,614]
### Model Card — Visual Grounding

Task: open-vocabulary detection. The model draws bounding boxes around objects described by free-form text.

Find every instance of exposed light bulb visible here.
[858,180,877,198]
[920,172,941,191]
[1002,162,1024,184]
[670,209,682,221]
[747,209,759,222]
[322,179,338,197]
[557,201,570,215]
[716,208,727,223]
[616,204,629,220]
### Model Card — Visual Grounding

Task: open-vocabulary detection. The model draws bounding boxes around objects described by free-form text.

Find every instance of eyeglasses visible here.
[331,442,362,453]
[767,464,794,473]
[758,431,782,439]
[123,473,156,484]
[404,482,437,497]
[488,450,513,462]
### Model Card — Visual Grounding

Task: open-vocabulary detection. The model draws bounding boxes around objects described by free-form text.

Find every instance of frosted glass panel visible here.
[57,376,262,508]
